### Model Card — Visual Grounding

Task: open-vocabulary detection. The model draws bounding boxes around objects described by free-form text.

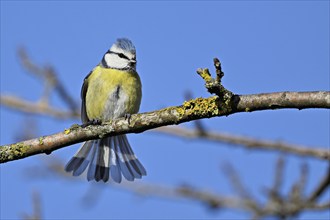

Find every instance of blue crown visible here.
[115,38,136,54]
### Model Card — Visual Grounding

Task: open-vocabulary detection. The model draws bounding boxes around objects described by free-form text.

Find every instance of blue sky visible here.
[1,1,329,219]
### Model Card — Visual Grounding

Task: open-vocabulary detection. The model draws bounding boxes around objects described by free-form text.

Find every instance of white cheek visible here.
[104,53,128,69]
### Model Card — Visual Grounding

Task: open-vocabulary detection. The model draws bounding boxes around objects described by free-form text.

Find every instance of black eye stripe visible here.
[108,50,129,60]
[118,53,129,59]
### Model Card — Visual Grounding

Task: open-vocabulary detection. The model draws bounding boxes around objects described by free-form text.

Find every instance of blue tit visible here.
[65,38,146,183]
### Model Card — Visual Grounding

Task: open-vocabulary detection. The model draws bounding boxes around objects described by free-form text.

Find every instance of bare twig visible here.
[222,163,254,200]
[18,47,78,111]
[0,95,79,119]
[263,156,286,219]
[308,165,330,202]
[21,191,42,220]
[273,156,285,194]
[213,57,224,84]
[222,162,261,214]
[155,126,330,161]
[289,163,308,204]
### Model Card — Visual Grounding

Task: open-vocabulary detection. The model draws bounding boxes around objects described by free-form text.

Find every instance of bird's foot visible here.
[124,114,131,125]
[81,119,102,128]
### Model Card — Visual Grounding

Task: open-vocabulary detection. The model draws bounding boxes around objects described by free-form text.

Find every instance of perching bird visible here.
[65,38,146,183]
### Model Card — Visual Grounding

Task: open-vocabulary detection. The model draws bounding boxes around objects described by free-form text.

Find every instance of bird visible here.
[65,38,146,183]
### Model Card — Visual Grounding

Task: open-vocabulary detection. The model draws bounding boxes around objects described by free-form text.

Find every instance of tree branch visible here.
[29,157,330,218]
[0,95,79,119]
[308,165,330,202]
[155,126,329,160]
[18,47,79,111]
[1,91,329,163]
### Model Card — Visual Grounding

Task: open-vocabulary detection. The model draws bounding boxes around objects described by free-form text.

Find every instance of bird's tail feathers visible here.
[65,135,146,183]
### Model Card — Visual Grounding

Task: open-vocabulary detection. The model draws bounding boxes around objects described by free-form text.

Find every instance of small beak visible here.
[129,59,137,68]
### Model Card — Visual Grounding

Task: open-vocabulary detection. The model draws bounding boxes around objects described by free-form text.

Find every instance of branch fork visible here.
[197,58,234,102]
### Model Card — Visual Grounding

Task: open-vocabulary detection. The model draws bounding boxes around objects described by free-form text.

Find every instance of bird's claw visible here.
[124,114,131,125]
[81,119,102,128]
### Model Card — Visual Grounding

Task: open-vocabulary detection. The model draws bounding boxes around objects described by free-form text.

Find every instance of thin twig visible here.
[0,95,79,119]
[265,156,286,208]
[273,156,285,194]
[222,162,262,214]
[308,165,330,202]
[155,126,330,161]
[18,47,78,111]
[21,191,42,220]
[213,57,224,84]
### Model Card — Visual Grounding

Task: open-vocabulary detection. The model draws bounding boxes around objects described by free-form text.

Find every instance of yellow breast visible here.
[85,66,142,120]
